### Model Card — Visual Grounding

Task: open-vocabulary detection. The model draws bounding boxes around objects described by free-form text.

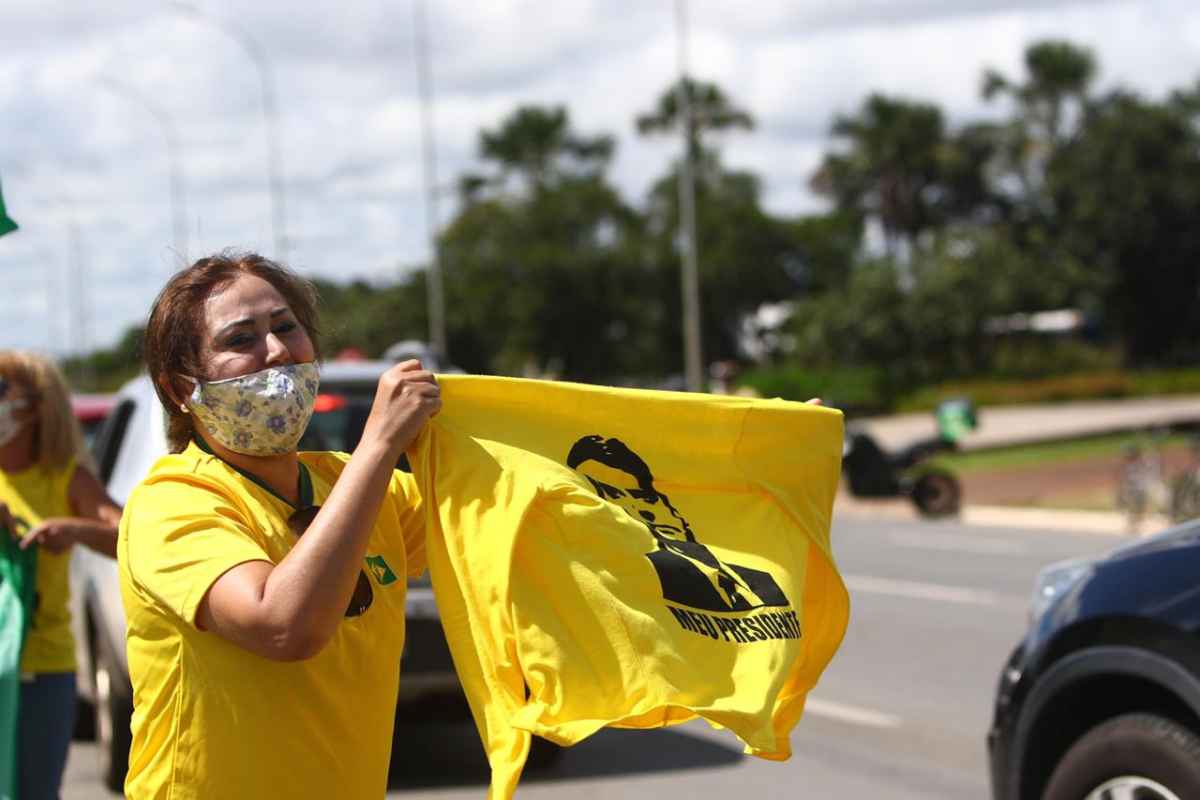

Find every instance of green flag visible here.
[0,530,36,800]
[0,178,18,238]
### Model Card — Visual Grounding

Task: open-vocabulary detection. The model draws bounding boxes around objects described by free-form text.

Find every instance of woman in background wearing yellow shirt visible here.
[0,351,121,800]
[118,252,440,799]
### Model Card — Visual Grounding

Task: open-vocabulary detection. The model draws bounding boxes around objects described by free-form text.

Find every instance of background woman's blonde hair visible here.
[0,350,91,472]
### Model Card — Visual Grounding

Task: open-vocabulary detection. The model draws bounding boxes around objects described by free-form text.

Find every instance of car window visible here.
[80,419,105,451]
[298,387,412,473]
[93,398,137,485]
[298,393,371,453]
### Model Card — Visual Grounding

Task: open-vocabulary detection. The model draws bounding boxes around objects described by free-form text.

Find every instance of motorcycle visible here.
[841,398,977,518]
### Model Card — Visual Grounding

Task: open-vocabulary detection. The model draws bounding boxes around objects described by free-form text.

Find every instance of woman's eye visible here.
[226,334,253,348]
[273,321,298,334]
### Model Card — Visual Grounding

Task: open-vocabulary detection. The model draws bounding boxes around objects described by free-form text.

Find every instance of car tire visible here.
[911,470,961,517]
[1044,713,1200,800]
[94,631,134,793]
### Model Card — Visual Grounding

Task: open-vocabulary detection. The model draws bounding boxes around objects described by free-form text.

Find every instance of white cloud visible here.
[1,0,1198,357]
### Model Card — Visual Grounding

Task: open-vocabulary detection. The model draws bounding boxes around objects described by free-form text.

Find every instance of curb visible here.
[857,394,1200,454]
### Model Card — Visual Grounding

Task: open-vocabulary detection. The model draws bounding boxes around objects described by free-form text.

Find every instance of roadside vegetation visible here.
[897,368,1200,413]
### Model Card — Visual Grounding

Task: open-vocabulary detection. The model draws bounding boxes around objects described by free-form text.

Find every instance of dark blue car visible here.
[988,520,1200,800]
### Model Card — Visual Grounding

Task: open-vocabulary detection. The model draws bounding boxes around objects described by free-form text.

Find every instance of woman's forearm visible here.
[256,439,402,655]
[72,518,118,558]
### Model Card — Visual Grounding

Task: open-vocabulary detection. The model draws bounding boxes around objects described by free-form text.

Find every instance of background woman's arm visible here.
[21,465,121,557]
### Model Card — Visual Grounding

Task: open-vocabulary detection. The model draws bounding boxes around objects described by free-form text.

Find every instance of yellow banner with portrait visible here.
[410,375,850,800]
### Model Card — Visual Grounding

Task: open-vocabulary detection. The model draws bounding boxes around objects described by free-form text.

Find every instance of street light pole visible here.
[35,194,89,373]
[29,243,62,356]
[674,0,704,392]
[412,0,448,364]
[170,2,288,261]
[98,76,189,262]
[66,219,93,386]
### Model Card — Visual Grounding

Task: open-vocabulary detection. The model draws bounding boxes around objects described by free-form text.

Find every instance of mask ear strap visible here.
[177,375,200,413]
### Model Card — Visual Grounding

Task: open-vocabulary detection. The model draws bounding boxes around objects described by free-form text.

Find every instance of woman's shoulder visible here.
[144,447,220,479]
[130,447,244,503]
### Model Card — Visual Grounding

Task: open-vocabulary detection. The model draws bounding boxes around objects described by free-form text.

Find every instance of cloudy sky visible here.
[1,0,1198,356]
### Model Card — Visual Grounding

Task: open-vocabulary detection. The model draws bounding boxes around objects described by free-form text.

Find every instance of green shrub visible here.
[743,364,1200,415]
[1131,369,1200,394]
[987,340,1120,379]
[897,373,1128,410]
[737,365,889,413]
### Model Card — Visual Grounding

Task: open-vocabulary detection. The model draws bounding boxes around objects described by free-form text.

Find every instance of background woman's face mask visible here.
[0,396,29,448]
[185,362,319,456]
[0,378,30,448]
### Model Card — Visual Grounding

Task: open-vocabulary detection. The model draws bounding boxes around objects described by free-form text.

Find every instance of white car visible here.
[69,360,458,791]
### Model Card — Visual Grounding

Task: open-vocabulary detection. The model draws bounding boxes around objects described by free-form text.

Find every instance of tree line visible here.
[70,39,1200,405]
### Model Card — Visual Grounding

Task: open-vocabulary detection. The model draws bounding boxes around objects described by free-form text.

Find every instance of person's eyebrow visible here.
[216,307,291,337]
[216,318,253,337]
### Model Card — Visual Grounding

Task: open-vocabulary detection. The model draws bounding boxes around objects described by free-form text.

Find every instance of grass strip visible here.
[931,431,1192,474]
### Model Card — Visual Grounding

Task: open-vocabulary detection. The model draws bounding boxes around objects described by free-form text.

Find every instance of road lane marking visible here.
[805,698,902,729]
[843,574,1002,607]
[887,531,1029,556]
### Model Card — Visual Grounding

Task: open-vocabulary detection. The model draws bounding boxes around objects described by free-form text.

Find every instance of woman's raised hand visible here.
[361,359,442,455]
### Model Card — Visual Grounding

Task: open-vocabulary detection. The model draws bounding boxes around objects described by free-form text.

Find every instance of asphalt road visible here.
[62,513,1120,799]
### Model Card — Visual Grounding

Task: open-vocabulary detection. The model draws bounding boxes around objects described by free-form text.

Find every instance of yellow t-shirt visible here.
[0,457,78,674]
[118,442,425,800]
[409,375,848,800]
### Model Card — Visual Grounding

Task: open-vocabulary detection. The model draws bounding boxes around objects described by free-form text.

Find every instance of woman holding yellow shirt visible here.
[118,252,440,799]
[0,351,121,800]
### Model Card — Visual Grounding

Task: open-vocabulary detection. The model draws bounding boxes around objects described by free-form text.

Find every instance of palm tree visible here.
[983,40,1096,146]
[982,39,1096,203]
[810,94,945,257]
[636,77,754,162]
[472,105,614,196]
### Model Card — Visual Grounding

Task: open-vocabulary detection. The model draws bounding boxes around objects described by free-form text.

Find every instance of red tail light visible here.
[313,394,347,413]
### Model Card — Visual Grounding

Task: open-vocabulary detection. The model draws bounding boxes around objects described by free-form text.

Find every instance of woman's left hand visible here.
[21,518,82,553]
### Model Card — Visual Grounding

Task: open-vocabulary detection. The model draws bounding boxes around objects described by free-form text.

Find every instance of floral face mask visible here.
[185,362,320,456]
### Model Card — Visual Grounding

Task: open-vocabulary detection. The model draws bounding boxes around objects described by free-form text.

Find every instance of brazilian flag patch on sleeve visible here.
[365,555,398,586]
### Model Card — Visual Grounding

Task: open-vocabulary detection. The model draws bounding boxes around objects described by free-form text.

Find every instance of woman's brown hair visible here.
[0,350,91,472]
[143,251,322,453]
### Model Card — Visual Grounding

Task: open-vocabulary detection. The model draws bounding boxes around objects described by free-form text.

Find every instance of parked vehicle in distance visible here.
[71,393,116,450]
[69,361,459,792]
[382,339,464,374]
[988,519,1200,800]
